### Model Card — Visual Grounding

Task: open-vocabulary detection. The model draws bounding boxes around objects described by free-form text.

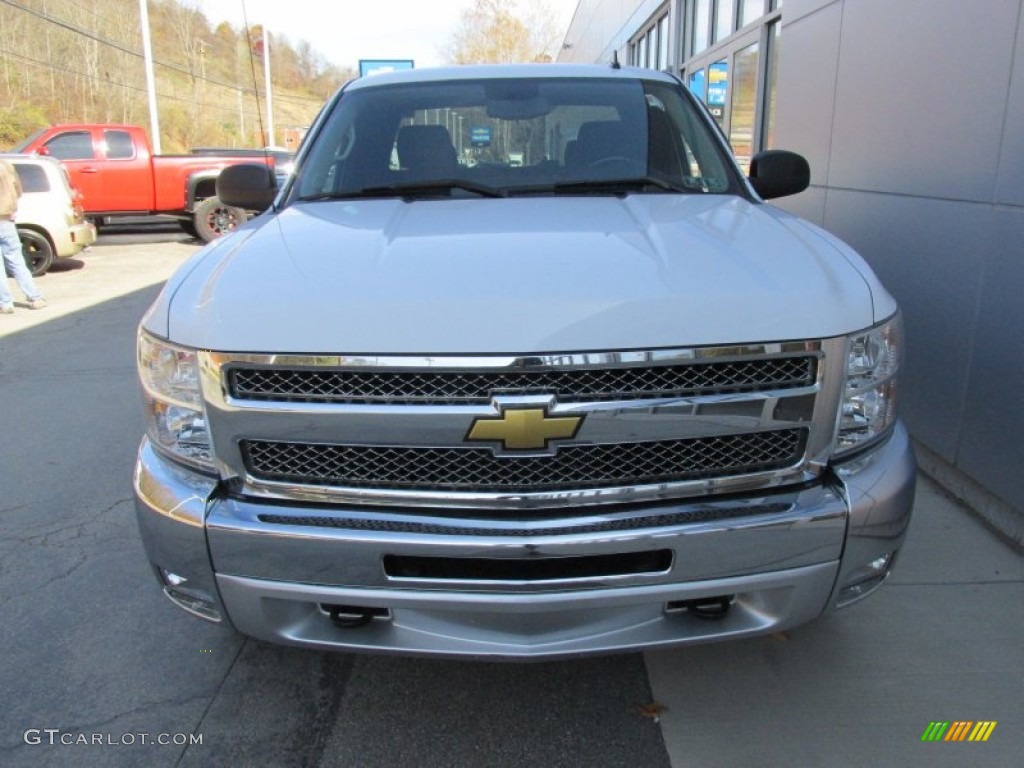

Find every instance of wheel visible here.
[193,197,247,243]
[18,228,54,276]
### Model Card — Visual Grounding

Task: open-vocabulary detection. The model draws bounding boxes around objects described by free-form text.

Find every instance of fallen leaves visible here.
[638,701,668,722]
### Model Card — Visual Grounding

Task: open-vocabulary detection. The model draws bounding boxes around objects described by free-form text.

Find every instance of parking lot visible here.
[0,228,1021,767]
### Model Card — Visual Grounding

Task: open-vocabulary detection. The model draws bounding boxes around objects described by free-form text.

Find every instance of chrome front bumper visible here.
[133,424,915,659]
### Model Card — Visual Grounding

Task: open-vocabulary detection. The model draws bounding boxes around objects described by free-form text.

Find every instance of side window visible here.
[104,130,135,160]
[13,164,50,193]
[44,131,95,160]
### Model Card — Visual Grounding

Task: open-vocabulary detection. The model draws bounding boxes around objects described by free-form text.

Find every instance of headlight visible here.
[834,314,902,458]
[138,330,214,472]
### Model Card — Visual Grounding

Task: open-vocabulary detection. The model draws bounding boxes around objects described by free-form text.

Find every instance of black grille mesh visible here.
[242,429,807,493]
[228,356,816,404]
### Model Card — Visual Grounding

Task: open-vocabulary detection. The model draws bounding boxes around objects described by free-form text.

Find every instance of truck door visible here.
[95,128,154,212]
[40,129,104,210]
[40,127,154,213]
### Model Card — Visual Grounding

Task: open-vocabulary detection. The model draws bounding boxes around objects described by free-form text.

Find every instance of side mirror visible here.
[748,150,810,200]
[217,163,276,211]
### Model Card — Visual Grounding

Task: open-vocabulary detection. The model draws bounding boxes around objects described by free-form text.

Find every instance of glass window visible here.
[44,131,94,160]
[692,0,711,55]
[295,76,741,200]
[715,0,735,42]
[706,59,729,124]
[728,41,760,172]
[658,16,669,70]
[12,163,50,193]
[104,130,135,160]
[762,22,780,149]
[740,0,764,27]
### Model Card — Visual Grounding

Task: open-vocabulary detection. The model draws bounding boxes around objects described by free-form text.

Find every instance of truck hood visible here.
[158,195,885,353]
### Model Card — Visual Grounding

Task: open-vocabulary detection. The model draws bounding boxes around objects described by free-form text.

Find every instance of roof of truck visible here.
[345,63,679,91]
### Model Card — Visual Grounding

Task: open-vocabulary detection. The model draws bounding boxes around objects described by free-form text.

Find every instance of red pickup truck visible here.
[12,124,276,242]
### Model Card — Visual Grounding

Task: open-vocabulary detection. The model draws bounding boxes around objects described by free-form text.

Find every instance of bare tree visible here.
[446,0,560,65]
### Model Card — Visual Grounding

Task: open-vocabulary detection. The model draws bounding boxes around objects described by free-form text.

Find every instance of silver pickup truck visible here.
[134,64,915,659]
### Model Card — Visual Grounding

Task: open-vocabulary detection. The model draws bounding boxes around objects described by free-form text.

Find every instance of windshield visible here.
[293,76,740,200]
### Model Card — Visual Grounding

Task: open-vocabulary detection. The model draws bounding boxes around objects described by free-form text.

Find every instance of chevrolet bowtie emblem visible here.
[466,407,583,451]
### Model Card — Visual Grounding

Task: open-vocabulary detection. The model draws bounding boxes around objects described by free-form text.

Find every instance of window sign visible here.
[688,69,707,101]
[471,126,492,147]
[359,59,414,77]
[707,59,729,121]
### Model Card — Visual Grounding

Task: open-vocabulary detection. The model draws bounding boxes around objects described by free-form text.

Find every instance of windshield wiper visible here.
[506,176,694,197]
[545,176,692,195]
[300,179,507,202]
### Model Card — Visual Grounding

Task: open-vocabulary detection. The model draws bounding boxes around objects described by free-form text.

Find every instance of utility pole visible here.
[138,0,161,153]
[263,29,274,146]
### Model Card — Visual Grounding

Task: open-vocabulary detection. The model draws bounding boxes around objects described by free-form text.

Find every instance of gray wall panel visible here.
[955,208,1024,505]
[769,185,827,226]
[820,191,992,462]
[783,0,840,24]
[775,0,1024,512]
[995,4,1024,206]
[829,0,1019,202]
[558,0,1024,512]
[773,3,842,186]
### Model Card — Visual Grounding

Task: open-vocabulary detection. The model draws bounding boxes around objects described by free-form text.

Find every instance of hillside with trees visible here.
[0,0,564,151]
[0,0,354,151]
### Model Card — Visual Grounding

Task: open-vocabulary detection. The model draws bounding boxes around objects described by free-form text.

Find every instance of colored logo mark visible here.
[466,406,583,452]
[921,721,997,742]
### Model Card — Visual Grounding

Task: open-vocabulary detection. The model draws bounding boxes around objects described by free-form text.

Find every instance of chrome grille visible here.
[257,503,793,535]
[227,356,816,404]
[241,429,807,493]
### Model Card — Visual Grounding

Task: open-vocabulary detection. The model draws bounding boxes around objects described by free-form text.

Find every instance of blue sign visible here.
[688,70,706,102]
[470,126,492,147]
[359,59,415,77]
[707,61,729,106]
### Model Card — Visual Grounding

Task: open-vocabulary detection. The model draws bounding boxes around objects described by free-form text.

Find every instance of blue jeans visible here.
[0,218,42,306]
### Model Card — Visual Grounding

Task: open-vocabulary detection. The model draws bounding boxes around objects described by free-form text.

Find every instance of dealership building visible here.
[559,0,1024,543]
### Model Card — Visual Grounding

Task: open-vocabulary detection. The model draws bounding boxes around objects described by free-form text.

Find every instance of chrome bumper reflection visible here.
[132,423,915,658]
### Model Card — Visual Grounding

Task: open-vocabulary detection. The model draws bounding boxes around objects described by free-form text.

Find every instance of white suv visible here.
[1,153,96,275]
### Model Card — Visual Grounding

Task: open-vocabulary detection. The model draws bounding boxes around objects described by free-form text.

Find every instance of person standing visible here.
[0,158,47,314]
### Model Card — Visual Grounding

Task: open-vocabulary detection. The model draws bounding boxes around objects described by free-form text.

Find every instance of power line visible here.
[0,45,267,120]
[0,0,326,106]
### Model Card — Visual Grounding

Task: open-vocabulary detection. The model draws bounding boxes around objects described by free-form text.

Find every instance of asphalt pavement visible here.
[0,231,1020,767]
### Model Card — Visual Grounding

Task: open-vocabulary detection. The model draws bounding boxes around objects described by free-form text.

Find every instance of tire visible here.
[18,228,54,277]
[193,197,247,243]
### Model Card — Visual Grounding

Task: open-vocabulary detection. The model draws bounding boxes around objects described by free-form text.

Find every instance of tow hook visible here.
[323,604,390,628]
[666,595,735,619]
